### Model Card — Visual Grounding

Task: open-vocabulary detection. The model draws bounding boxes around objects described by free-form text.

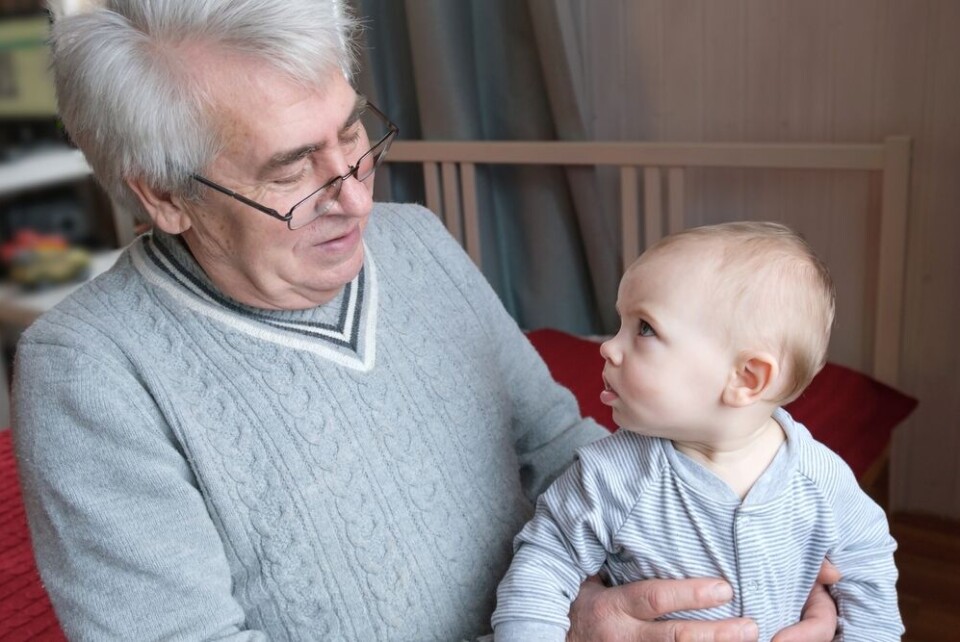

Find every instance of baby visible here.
[492,222,903,641]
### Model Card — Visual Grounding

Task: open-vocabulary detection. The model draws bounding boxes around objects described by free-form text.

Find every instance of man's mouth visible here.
[313,225,359,247]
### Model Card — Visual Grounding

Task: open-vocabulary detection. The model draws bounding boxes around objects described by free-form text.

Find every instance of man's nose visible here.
[330,171,374,217]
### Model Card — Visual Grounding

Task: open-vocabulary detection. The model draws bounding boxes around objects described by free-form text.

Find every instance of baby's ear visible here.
[722,352,780,407]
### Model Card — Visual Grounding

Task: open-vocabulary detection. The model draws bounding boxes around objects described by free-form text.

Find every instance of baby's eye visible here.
[638,320,656,337]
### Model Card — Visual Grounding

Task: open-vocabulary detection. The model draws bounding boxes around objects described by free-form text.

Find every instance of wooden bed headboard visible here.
[384,136,912,387]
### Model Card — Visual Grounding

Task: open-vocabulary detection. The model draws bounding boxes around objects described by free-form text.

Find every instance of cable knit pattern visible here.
[12,203,608,642]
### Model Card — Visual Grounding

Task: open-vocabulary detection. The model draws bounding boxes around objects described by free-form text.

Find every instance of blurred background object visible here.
[0,0,44,18]
[0,6,119,252]
[0,1,125,426]
[0,229,90,289]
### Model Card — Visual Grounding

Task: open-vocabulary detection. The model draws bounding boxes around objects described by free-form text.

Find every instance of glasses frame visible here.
[191,101,399,230]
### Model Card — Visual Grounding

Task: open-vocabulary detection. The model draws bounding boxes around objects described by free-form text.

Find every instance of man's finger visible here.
[612,578,734,620]
[816,559,842,585]
[770,583,837,642]
[646,617,759,642]
[569,578,758,642]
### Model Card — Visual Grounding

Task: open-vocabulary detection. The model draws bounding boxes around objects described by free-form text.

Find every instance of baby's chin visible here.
[615,421,661,438]
[614,418,687,442]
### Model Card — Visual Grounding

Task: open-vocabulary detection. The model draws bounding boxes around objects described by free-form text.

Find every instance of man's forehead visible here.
[258,94,366,167]
[204,65,360,167]
[193,46,350,119]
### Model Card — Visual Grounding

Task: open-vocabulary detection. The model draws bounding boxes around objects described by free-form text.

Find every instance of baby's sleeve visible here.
[491,432,656,641]
[824,465,904,640]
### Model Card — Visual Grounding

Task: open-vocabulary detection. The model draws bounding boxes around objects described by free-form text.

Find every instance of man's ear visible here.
[126,177,193,235]
[722,351,780,407]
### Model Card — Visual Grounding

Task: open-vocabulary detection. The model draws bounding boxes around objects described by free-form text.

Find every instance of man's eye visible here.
[638,320,656,337]
[274,170,306,185]
[340,126,363,148]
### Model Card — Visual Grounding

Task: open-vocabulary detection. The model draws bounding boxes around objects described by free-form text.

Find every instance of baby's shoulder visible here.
[575,430,667,483]
[783,412,863,501]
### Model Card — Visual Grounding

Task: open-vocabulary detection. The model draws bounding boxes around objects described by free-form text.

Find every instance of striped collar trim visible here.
[130,234,378,372]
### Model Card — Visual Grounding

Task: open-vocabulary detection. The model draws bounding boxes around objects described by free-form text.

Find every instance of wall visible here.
[555,0,959,517]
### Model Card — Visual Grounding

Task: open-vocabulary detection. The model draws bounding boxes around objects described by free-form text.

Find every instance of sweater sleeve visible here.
[12,335,266,641]
[397,205,609,500]
[491,433,655,641]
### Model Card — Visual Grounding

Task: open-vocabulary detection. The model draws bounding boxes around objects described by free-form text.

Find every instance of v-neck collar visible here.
[130,231,378,371]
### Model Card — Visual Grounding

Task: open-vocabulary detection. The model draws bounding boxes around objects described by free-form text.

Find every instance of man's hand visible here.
[567,576,758,642]
[771,561,841,642]
[567,562,840,642]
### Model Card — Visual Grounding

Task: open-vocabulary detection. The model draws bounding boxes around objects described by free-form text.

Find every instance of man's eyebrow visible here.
[256,95,369,178]
[343,95,367,132]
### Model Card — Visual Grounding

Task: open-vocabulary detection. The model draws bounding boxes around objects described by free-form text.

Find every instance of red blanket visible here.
[0,430,65,641]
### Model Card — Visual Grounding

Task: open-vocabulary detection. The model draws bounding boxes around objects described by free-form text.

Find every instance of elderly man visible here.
[13,1,837,640]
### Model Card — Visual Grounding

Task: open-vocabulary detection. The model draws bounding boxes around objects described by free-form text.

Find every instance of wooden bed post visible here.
[620,166,640,273]
[385,137,912,390]
[874,136,912,387]
[643,167,663,253]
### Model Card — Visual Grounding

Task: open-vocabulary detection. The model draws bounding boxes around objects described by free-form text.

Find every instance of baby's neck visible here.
[672,416,786,500]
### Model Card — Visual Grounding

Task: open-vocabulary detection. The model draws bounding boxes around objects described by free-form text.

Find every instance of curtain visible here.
[353,0,619,335]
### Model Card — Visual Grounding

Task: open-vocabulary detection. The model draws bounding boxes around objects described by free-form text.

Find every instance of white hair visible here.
[48,0,360,221]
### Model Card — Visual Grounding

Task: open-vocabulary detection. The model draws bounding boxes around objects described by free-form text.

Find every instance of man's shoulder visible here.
[367,202,448,241]
[365,202,475,275]
[21,249,146,347]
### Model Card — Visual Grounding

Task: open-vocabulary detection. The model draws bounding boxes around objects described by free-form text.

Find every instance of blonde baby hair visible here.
[638,221,835,403]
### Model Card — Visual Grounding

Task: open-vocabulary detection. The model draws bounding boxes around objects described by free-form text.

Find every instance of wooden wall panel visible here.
[618,0,661,141]
[890,0,960,516]
[661,0,704,221]
[931,3,960,518]
[826,1,880,368]
[741,0,787,241]
[563,0,960,518]
[700,0,745,227]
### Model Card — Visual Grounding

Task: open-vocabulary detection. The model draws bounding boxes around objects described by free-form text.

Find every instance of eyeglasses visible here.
[191,101,399,230]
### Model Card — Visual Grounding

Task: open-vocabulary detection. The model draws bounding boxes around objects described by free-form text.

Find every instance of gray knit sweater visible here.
[12,203,606,641]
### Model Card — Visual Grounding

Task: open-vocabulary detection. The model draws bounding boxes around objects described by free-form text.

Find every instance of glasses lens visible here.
[361,105,391,147]
[357,136,393,182]
[289,180,339,230]
[287,104,395,230]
